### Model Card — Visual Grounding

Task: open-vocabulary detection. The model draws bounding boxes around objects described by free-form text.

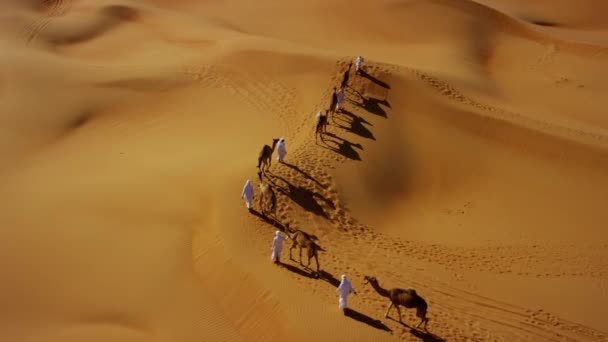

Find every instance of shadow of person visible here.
[323,132,363,161]
[335,110,376,140]
[344,308,392,332]
[359,69,391,89]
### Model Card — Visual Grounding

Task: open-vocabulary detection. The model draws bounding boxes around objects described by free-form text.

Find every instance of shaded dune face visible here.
[1,0,608,341]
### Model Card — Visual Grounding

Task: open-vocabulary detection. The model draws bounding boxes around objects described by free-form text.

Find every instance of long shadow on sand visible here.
[409,329,446,342]
[334,109,376,140]
[359,69,391,89]
[248,208,285,229]
[281,161,326,189]
[317,270,340,287]
[350,96,390,118]
[387,318,445,342]
[321,132,363,161]
[266,173,334,218]
[344,308,392,332]
[281,262,318,278]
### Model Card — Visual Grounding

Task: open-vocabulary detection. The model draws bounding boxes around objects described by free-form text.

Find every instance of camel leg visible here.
[396,305,403,323]
[299,247,303,265]
[289,244,295,260]
[384,302,393,318]
[416,317,428,330]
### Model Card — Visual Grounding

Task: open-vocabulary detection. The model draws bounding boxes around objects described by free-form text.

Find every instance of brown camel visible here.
[257,171,277,221]
[341,63,352,89]
[285,223,320,275]
[363,275,429,330]
[315,111,328,142]
[328,87,338,121]
[257,138,279,173]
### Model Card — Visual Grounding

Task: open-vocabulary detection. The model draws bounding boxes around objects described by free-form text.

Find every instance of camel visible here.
[285,223,320,275]
[315,111,328,142]
[341,63,352,89]
[328,87,338,121]
[363,275,429,330]
[257,138,279,173]
[257,171,277,221]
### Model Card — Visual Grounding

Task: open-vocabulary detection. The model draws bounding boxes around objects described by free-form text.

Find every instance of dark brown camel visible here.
[328,87,338,121]
[341,63,352,89]
[363,275,429,330]
[285,223,320,275]
[315,111,328,142]
[257,138,279,173]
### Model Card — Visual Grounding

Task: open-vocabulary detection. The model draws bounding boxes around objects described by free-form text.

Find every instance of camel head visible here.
[272,138,279,147]
[363,275,377,285]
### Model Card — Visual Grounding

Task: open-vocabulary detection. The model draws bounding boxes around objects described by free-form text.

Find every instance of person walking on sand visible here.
[336,274,357,314]
[276,137,286,163]
[336,87,345,113]
[241,179,255,212]
[355,56,364,75]
[271,230,288,265]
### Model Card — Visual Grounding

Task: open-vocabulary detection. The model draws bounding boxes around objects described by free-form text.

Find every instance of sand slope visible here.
[1,0,607,341]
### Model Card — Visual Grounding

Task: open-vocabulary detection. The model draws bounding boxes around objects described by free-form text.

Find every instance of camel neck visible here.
[370,281,390,298]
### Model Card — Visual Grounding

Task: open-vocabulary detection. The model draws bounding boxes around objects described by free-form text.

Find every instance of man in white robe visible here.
[336,88,345,113]
[276,138,287,162]
[271,230,288,264]
[241,179,254,211]
[355,55,364,74]
[336,274,357,314]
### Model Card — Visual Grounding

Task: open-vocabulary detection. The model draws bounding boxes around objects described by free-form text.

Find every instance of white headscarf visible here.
[337,274,353,296]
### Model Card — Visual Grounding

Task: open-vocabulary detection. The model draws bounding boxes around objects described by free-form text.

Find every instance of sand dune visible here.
[1,0,607,341]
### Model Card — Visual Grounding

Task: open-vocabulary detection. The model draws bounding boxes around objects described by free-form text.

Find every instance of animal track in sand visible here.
[246,61,608,341]
[403,66,608,146]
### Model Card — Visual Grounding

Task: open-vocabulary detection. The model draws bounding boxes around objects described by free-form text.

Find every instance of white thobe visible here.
[356,56,364,71]
[276,139,286,162]
[241,180,254,209]
[271,234,287,261]
[336,278,355,309]
[336,89,345,111]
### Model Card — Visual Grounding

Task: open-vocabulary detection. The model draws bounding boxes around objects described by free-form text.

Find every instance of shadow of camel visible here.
[317,270,340,287]
[410,329,446,342]
[344,308,392,332]
[351,96,390,118]
[281,161,326,189]
[335,110,376,140]
[266,174,334,218]
[322,132,363,161]
[359,69,391,89]
[281,261,319,279]
[248,208,284,229]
